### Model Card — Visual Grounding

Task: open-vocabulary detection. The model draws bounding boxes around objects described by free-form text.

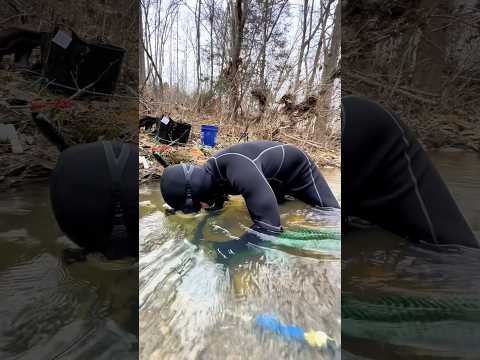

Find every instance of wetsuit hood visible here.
[160,164,214,213]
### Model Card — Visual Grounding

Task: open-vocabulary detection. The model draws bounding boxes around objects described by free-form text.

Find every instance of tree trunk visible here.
[307,0,334,94]
[210,1,215,92]
[315,0,340,139]
[139,3,146,89]
[259,0,269,90]
[293,0,309,94]
[196,0,202,95]
[303,0,315,88]
[228,0,246,121]
[176,10,179,93]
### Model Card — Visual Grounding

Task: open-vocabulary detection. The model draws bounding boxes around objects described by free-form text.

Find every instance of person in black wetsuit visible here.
[33,113,139,260]
[160,141,340,250]
[50,141,139,260]
[342,95,479,248]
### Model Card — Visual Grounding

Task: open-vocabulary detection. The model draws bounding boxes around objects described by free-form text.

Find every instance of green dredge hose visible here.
[270,227,341,252]
[342,317,480,350]
[342,294,480,350]
[279,227,341,241]
[342,294,480,322]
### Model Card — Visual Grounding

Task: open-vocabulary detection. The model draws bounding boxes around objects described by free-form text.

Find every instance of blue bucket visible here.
[201,124,218,147]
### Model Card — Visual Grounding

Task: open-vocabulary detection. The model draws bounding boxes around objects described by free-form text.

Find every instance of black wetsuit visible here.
[162,141,339,261]
[201,141,339,234]
[50,141,139,259]
[342,96,478,247]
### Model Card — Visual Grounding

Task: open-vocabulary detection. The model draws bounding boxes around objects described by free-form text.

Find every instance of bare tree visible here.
[293,0,331,95]
[315,0,340,138]
[226,0,247,120]
[195,0,202,94]
[306,0,334,94]
[293,0,309,93]
[139,2,146,88]
[140,0,341,145]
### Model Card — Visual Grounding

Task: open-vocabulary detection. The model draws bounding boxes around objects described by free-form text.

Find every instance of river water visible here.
[3,151,474,359]
[0,186,138,359]
[343,151,480,359]
[139,168,341,360]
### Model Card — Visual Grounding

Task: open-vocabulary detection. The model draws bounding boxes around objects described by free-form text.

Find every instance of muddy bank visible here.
[0,69,137,191]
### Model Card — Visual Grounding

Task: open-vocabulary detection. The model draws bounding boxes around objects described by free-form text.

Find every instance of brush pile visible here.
[343,0,480,151]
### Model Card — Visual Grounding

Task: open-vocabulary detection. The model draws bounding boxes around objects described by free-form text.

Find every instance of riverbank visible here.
[0,69,137,191]
[139,104,341,184]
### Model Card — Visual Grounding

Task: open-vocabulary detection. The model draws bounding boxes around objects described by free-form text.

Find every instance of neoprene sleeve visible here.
[220,153,282,233]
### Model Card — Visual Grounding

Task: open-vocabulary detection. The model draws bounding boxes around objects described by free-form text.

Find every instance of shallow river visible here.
[0,186,138,359]
[343,151,480,359]
[139,168,341,360]
[3,151,475,359]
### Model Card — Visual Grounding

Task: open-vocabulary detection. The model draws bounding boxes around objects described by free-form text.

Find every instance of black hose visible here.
[31,112,68,151]
[152,151,169,168]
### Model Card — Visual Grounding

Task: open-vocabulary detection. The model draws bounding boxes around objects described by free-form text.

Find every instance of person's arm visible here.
[219,154,282,235]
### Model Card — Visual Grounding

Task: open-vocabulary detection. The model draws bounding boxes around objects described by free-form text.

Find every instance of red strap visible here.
[31,99,73,112]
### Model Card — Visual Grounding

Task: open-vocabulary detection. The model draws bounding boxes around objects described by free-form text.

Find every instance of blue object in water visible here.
[255,314,305,341]
[201,124,218,147]
[255,313,335,348]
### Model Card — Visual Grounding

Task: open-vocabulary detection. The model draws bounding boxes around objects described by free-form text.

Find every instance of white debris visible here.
[52,30,73,49]
[139,156,150,169]
[0,124,23,153]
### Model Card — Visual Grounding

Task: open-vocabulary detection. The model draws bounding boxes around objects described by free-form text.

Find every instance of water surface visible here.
[0,186,138,359]
[342,151,480,359]
[139,168,341,360]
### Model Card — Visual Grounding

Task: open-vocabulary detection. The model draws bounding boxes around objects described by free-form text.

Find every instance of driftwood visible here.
[281,132,324,149]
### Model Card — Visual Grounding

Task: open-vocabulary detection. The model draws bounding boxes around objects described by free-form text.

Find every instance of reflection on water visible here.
[0,186,138,359]
[139,169,341,360]
[343,151,480,359]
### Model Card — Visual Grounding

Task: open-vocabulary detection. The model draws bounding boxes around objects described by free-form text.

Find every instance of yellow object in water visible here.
[282,213,323,230]
[232,269,253,298]
[304,330,333,348]
[283,214,305,224]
